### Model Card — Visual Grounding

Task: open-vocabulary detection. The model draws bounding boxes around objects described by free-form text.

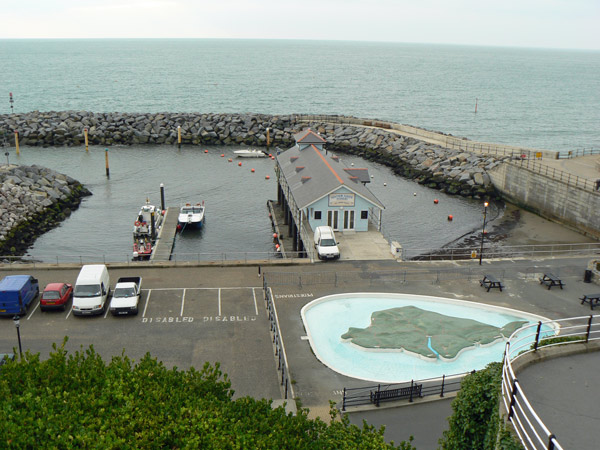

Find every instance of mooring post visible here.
[150,211,156,241]
[14,130,19,155]
[105,148,110,178]
[160,183,165,211]
[177,126,181,149]
[266,127,270,151]
[84,128,89,152]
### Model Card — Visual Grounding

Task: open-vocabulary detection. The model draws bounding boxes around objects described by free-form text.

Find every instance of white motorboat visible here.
[177,202,205,230]
[233,149,268,158]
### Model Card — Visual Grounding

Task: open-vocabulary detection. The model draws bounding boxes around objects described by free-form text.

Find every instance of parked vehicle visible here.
[40,283,73,312]
[72,265,110,316]
[0,275,39,316]
[313,226,341,260]
[109,277,142,316]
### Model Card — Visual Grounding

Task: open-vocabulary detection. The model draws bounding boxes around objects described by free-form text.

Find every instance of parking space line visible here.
[180,289,186,316]
[103,303,110,319]
[218,288,221,316]
[27,301,40,320]
[252,288,259,315]
[65,307,72,319]
[142,289,152,317]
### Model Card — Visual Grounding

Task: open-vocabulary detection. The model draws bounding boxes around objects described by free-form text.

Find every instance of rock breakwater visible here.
[0,165,91,256]
[0,111,504,198]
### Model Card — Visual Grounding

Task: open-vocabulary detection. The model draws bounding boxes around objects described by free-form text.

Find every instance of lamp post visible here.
[12,315,22,357]
[479,201,489,265]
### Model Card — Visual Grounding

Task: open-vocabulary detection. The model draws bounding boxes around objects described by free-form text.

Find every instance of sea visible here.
[0,39,598,261]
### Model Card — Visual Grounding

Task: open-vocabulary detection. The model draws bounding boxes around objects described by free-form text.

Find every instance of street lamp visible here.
[479,201,489,265]
[12,315,22,358]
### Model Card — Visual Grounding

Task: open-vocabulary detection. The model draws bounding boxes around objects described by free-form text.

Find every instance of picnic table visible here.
[480,275,503,292]
[580,293,600,310]
[539,273,565,290]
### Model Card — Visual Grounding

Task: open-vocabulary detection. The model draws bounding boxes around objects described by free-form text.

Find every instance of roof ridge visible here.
[311,144,343,185]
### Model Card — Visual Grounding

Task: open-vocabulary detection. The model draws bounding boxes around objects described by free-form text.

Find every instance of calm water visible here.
[1,39,598,151]
[0,39,597,260]
[12,146,491,261]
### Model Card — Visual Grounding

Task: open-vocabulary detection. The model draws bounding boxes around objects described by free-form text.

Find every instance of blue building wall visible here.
[306,186,374,232]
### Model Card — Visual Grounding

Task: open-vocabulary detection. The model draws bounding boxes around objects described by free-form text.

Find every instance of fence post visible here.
[409,380,414,402]
[586,315,593,342]
[547,434,556,450]
[342,387,346,411]
[285,377,288,399]
[507,379,518,419]
[534,321,542,351]
[440,374,445,397]
[376,384,381,407]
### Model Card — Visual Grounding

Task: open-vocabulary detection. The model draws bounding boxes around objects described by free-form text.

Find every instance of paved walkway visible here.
[541,154,600,180]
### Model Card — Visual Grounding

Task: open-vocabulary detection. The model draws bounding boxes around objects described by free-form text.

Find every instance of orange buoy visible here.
[221,154,224,157]
[273,233,277,238]
[275,244,280,249]
[228,158,232,162]
[238,162,242,166]
[268,154,272,157]
[251,168,255,173]
[265,175,270,180]
[448,215,453,221]
[204,149,208,153]
[434,199,439,204]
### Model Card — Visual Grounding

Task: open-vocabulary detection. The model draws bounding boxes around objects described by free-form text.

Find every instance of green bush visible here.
[0,340,409,449]
[438,363,523,450]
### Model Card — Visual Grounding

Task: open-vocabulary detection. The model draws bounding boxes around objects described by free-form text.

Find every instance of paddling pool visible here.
[301,293,556,383]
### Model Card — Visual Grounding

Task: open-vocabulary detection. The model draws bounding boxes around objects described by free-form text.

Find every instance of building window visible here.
[361,210,368,219]
[314,211,322,220]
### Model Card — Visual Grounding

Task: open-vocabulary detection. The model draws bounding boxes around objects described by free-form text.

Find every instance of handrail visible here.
[502,315,600,450]
[511,158,599,193]
[263,277,296,402]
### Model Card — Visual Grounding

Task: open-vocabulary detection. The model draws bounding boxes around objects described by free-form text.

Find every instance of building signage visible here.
[329,193,355,207]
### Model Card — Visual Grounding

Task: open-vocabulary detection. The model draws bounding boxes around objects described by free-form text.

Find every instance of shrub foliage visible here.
[439,362,523,450]
[0,340,407,449]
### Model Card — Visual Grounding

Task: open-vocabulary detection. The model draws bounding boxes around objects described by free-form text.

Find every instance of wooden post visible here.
[14,130,19,155]
[84,128,89,152]
[105,148,110,178]
[474,98,478,113]
[177,126,182,149]
[160,183,165,211]
[266,127,270,151]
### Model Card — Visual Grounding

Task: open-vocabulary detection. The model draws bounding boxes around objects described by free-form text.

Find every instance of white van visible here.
[313,226,340,260]
[72,265,110,316]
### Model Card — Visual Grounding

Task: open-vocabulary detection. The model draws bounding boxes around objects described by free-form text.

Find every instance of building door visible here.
[327,210,339,230]
[343,210,355,230]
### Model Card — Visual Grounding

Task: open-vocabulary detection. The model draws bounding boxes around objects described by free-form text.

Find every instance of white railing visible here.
[502,315,600,450]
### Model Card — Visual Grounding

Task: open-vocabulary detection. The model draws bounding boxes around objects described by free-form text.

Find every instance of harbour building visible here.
[275,129,385,257]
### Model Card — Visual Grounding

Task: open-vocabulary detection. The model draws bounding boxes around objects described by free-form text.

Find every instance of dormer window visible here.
[295,166,305,172]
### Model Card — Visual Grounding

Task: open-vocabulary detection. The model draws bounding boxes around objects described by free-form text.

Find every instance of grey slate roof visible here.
[277,143,385,210]
[343,168,371,184]
[293,129,327,145]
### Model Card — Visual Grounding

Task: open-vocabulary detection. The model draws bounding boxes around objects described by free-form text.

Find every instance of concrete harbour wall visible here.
[488,163,600,239]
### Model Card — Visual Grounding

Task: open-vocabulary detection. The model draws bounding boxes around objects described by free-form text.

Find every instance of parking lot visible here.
[0,266,281,401]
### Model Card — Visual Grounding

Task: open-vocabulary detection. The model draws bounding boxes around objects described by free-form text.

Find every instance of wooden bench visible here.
[370,383,423,406]
[480,275,503,292]
[580,293,600,310]
[539,273,565,290]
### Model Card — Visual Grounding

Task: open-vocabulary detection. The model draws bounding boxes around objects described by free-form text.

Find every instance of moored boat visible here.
[132,199,164,260]
[177,202,205,230]
[233,149,268,158]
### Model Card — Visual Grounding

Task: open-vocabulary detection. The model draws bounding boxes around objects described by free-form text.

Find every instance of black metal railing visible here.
[341,373,466,410]
[263,277,295,401]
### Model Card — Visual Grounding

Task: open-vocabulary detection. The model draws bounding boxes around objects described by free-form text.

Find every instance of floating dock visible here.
[150,207,178,261]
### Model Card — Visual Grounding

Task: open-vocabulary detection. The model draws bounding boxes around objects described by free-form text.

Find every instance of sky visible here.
[0,0,598,50]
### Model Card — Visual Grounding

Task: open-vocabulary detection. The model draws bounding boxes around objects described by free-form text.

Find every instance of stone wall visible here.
[488,163,600,239]
[0,111,506,199]
[0,165,91,256]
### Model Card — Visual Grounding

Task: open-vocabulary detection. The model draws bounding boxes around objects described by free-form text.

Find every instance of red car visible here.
[40,283,73,312]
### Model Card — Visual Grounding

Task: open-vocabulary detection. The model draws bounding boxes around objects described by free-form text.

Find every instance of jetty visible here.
[150,207,178,261]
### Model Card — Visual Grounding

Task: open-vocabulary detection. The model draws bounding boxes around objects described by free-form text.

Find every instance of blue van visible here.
[0,275,40,316]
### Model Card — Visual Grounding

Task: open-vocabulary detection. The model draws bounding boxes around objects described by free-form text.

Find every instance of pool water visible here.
[301,293,555,383]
